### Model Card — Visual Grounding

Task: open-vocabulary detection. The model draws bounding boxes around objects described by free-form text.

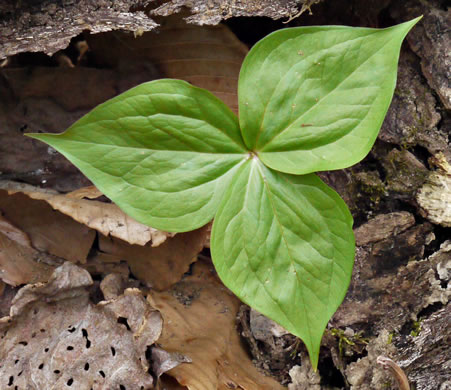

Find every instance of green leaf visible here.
[211,158,355,368]
[238,17,421,174]
[28,79,248,232]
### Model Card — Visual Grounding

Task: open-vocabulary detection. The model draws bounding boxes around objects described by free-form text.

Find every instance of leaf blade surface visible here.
[211,159,355,367]
[238,18,421,174]
[28,79,248,232]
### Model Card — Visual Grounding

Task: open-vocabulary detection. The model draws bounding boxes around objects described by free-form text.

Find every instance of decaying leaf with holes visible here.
[0,262,170,389]
[149,261,285,390]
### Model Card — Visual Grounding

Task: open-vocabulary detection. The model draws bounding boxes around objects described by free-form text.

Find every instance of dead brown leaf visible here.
[159,375,189,390]
[99,225,209,290]
[88,13,247,114]
[83,250,131,278]
[0,214,32,247]
[0,283,17,318]
[0,232,56,286]
[99,273,129,300]
[148,261,285,390]
[152,347,192,379]
[0,262,163,389]
[101,288,164,373]
[0,184,95,263]
[0,181,173,247]
[0,215,61,286]
[66,185,104,199]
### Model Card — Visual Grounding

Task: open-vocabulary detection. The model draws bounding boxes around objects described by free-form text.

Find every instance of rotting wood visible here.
[0,0,320,59]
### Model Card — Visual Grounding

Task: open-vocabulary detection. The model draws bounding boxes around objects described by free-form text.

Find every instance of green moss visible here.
[387,332,395,344]
[353,171,387,205]
[330,328,369,356]
[410,320,422,337]
[289,338,302,359]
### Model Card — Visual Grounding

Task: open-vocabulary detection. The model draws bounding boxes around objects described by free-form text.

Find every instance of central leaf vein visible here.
[253,32,376,148]
[261,38,391,149]
[254,162,314,345]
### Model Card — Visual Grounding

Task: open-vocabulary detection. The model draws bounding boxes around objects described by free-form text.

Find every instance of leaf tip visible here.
[25,132,54,141]
[400,15,423,32]
[25,133,65,151]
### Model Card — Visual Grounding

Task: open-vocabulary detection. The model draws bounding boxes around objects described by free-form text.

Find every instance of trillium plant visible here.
[29,17,420,368]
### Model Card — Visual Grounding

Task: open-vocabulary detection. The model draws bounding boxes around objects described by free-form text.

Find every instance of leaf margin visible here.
[210,157,355,368]
[27,79,250,232]
[238,17,422,175]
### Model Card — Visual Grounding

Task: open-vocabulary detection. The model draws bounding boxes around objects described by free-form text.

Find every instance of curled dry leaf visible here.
[151,347,192,379]
[0,232,56,286]
[0,183,95,263]
[0,215,32,247]
[66,185,104,199]
[0,262,163,389]
[377,356,410,390]
[0,215,57,286]
[99,224,209,290]
[148,261,285,390]
[99,273,129,300]
[0,181,173,247]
